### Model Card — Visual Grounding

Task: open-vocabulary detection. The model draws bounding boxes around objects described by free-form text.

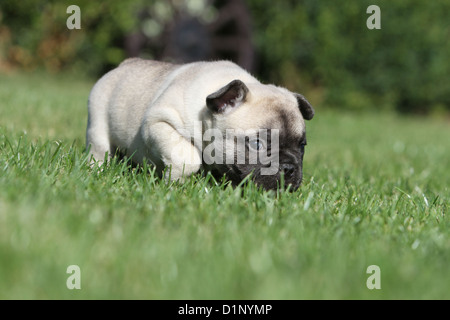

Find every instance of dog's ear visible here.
[294,93,315,120]
[206,80,249,113]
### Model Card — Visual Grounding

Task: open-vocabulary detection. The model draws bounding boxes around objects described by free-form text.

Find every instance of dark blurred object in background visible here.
[124,0,254,72]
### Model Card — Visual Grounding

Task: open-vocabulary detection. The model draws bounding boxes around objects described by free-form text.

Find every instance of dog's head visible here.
[204,79,314,191]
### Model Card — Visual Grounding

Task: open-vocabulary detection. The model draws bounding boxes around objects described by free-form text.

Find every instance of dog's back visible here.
[86,58,179,161]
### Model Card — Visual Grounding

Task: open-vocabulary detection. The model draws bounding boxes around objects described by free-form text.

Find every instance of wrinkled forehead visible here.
[262,108,305,144]
[251,87,305,134]
[221,107,305,146]
[216,86,306,140]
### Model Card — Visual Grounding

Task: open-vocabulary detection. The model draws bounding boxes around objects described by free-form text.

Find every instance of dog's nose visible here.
[280,163,296,178]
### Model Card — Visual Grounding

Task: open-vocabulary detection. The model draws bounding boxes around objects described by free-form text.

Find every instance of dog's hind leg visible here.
[85,80,114,166]
[86,117,112,166]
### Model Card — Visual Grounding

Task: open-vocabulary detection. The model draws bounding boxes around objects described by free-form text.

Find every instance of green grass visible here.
[0,72,449,299]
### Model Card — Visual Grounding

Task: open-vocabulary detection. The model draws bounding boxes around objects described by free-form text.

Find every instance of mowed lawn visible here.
[0,72,448,299]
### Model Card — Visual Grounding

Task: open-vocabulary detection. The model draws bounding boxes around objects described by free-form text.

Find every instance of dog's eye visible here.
[299,142,307,152]
[249,139,265,151]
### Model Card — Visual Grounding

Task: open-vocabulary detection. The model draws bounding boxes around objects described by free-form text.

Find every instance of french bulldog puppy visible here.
[86,58,314,190]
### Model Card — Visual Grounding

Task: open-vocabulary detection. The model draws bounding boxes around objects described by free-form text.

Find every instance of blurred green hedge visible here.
[0,0,139,73]
[1,0,449,113]
[248,0,450,113]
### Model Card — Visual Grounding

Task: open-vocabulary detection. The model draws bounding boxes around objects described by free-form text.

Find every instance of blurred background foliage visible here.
[0,0,449,114]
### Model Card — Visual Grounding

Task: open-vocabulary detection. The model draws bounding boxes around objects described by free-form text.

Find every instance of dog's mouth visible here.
[208,163,302,191]
[251,163,303,191]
